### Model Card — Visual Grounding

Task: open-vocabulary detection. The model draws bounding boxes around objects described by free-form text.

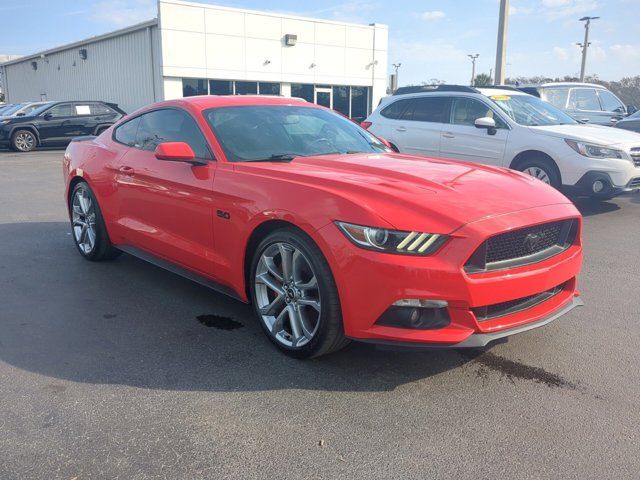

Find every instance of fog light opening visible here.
[377,299,451,330]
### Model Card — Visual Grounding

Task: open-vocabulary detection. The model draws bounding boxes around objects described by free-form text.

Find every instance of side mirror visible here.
[627,105,638,115]
[16,112,25,117]
[154,142,202,164]
[43,112,52,120]
[474,117,497,135]
[377,136,398,152]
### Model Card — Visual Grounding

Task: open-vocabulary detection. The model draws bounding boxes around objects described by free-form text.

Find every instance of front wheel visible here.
[69,182,121,261]
[11,130,37,152]
[249,228,349,358]
[516,157,561,189]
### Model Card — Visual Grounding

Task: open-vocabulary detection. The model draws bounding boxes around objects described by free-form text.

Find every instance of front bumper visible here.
[566,171,640,197]
[559,151,640,190]
[318,203,583,347]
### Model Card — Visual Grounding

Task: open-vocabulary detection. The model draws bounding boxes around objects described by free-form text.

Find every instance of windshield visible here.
[16,102,48,116]
[0,103,27,116]
[489,94,577,126]
[28,103,55,117]
[204,105,388,162]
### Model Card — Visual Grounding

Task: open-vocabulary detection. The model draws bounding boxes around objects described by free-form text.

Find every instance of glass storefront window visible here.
[291,84,314,103]
[210,80,233,95]
[350,86,369,123]
[183,78,207,97]
[258,82,281,95]
[235,81,258,95]
[333,86,350,117]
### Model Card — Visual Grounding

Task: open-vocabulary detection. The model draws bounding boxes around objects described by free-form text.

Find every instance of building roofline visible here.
[159,0,388,30]
[0,19,158,67]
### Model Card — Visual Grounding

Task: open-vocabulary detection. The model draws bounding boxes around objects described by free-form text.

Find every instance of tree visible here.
[473,73,493,87]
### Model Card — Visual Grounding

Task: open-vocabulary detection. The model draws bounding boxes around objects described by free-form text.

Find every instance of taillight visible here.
[360,121,372,130]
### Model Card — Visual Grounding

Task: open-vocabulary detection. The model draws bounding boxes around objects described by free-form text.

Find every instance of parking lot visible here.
[1,149,639,479]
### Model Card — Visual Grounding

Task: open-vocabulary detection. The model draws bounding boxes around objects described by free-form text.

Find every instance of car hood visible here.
[239,153,573,233]
[529,123,640,146]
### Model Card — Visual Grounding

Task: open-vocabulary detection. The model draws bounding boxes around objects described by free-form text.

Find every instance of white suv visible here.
[363,85,640,198]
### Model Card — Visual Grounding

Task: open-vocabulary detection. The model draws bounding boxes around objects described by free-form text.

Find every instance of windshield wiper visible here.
[247,154,302,162]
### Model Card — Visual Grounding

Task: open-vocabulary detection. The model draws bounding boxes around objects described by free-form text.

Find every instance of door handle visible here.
[442,132,455,138]
[395,126,407,132]
[119,166,135,176]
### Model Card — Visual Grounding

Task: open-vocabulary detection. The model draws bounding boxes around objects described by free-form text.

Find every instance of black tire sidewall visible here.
[249,228,343,359]
[12,130,37,152]
[70,182,117,261]
[518,158,561,189]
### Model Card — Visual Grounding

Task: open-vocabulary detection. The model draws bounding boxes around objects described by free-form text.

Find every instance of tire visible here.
[516,156,561,190]
[249,227,349,359]
[69,181,121,261]
[11,129,37,152]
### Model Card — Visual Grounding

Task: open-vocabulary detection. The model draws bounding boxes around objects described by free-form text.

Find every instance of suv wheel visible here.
[516,157,561,189]
[12,130,37,152]
[250,228,349,358]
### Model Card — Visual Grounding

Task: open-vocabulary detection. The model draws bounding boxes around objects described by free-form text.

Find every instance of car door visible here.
[567,88,606,124]
[72,102,98,136]
[392,96,451,157]
[37,103,77,144]
[597,90,627,125]
[439,96,509,167]
[90,102,120,131]
[113,108,218,276]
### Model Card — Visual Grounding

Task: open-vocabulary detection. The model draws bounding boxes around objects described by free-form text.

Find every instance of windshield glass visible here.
[489,94,577,126]
[28,103,54,117]
[204,105,388,162]
[16,102,48,116]
[0,103,27,116]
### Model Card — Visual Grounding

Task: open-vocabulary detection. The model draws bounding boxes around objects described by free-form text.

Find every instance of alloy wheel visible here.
[14,132,35,151]
[71,187,97,254]
[523,166,551,184]
[254,242,321,348]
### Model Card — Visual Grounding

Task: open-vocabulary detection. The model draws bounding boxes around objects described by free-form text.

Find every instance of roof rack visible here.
[393,85,479,96]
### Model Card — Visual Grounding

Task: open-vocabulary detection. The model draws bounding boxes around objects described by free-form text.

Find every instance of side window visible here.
[598,90,624,112]
[47,103,73,118]
[568,89,601,111]
[136,109,213,160]
[90,103,114,115]
[114,117,141,146]
[451,98,507,128]
[542,87,569,109]
[380,99,410,119]
[401,97,452,123]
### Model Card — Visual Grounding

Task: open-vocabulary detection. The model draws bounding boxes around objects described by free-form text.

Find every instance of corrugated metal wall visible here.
[3,26,159,114]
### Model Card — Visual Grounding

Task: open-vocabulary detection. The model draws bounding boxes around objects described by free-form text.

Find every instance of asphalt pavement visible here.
[1,149,639,479]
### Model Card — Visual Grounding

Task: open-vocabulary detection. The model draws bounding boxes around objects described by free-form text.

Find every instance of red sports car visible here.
[63,96,583,358]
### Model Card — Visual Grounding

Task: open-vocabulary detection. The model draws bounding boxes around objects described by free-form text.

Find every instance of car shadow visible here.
[0,221,478,393]
[571,197,620,217]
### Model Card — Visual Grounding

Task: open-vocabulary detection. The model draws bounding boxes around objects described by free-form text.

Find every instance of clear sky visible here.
[1,0,638,85]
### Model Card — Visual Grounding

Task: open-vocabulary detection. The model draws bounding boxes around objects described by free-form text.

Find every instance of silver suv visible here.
[518,82,637,126]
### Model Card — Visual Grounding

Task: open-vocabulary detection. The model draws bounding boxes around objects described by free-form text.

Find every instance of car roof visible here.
[169,95,310,109]
[536,82,607,89]
[478,88,528,97]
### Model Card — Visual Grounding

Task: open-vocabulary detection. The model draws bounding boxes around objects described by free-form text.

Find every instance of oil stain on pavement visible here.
[197,314,244,331]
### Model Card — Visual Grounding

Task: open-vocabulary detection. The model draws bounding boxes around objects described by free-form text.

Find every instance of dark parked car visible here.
[0,101,126,152]
[615,110,640,134]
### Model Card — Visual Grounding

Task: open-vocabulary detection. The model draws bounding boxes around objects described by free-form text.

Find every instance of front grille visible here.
[631,148,640,167]
[473,282,566,321]
[465,219,578,273]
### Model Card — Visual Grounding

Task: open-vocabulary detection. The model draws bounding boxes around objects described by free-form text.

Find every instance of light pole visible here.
[578,16,599,81]
[468,54,479,86]
[392,63,401,91]
[494,0,509,85]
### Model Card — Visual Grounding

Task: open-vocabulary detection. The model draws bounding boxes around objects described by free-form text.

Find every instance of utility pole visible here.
[578,16,599,81]
[468,54,479,86]
[494,0,509,85]
[392,63,401,91]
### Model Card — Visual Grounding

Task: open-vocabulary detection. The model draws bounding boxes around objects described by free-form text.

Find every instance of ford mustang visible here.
[62,96,583,358]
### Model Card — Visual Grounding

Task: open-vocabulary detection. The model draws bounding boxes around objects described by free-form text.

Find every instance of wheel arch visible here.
[10,125,40,145]
[509,150,562,183]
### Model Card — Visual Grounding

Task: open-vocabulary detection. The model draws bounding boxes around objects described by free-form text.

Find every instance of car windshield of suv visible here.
[28,103,55,117]
[16,102,48,116]
[489,94,577,126]
[204,105,388,162]
[0,103,27,116]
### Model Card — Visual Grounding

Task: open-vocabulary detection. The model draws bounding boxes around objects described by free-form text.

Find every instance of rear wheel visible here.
[250,228,349,358]
[69,182,121,261]
[11,130,37,152]
[516,156,561,189]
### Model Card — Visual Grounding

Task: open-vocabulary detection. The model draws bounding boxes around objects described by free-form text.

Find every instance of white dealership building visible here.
[0,0,388,121]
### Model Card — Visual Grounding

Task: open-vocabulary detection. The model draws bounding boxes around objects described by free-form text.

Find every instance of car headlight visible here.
[0,120,10,125]
[565,139,624,159]
[335,221,447,255]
